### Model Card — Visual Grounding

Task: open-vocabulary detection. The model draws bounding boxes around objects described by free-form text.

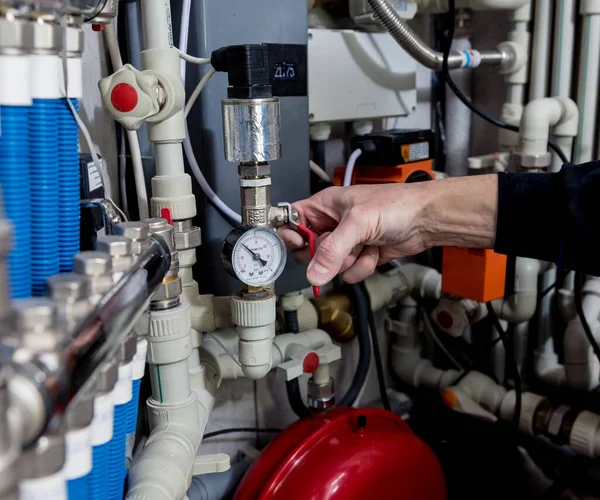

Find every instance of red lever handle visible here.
[294,223,320,298]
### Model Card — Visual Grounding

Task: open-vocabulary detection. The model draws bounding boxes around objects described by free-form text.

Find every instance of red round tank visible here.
[234,407,446,500]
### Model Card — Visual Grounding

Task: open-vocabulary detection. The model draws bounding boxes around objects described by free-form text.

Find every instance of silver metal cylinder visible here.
[222,98,282,163]
[0,17,35,55]
[0,367,18,500]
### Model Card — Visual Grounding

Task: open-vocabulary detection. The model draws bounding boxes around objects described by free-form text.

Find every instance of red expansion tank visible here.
[234,407,447,500]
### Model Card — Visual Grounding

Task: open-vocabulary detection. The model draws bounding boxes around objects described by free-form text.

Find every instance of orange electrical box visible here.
[332,160,434,186]
[441,247,507,302]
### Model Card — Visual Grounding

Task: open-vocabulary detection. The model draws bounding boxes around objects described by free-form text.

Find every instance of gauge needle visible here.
[242,244,268,266]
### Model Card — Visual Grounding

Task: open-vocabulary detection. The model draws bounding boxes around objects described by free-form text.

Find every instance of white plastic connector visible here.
[232,295,276,379]
[150,174,196,220]
[569,411,600,458]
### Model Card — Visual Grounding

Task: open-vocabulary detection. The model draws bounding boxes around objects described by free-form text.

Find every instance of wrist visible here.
[417,175,498,249]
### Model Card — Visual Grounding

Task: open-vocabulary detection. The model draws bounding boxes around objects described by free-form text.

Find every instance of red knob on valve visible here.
[302,352,319,373]
[110,83,139,113]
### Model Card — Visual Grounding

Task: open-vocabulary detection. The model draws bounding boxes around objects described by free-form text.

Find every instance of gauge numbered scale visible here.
[222,226,287,286]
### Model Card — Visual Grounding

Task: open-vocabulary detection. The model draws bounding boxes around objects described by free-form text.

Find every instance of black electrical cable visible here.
[359,282,391,411]
[338,283,372,407]
[486,302,522,431]
[203,427,282,440]
[574,272,600,364]
[451,335,503,386]
[84,0,110,23]
[284,309,312,419]
[540,282,557,298]
[441,0,569,165]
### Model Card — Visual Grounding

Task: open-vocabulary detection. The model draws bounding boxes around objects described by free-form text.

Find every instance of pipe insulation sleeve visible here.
[89,443,110,500]
[29,99,60,296]
[0,105,31,298]
[108,361,133,500]
[19,471,67,500]
[576,14,600,163]
[108,403,128,499]
[89,391,114,500]
[65,426,92,499]
[445,37,472,177]
[367,0,505,69]
[57,98,80,272]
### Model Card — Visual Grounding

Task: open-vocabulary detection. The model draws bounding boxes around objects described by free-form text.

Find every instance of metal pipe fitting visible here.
[143,218,182,310]
[74,250,114,305]
[114,222,150,257]
[95,234,135,282]
[172,219,201,251]
[2,236,169,445]
[0,17,35,55]
[0,367,19,500]
[18,434,66,495]
[46,273,90,332]
[366,0,510,70]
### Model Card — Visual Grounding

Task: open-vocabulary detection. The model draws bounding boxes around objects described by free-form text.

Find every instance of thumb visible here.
[307,218,362,286]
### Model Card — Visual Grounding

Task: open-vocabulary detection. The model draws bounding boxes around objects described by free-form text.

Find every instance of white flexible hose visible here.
[343,149,362,187]
[177,49,211,66]
[184,67,216,119]
[309,160,331,182]
[183,125,242,224]
[179,1,241,222]
[104,21,149,219]
[178,0,192,82]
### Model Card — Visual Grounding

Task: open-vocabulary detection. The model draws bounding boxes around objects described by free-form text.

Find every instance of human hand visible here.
[279,184,428,286]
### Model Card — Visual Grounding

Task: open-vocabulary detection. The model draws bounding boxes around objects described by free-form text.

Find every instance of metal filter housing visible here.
[222,98,282,163]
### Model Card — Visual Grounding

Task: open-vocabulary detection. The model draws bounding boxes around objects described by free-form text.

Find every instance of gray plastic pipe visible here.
[187,458,253,500]
[367,0,508,70]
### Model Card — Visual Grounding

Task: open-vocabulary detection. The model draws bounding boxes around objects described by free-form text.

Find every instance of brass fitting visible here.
[311,293,355,343]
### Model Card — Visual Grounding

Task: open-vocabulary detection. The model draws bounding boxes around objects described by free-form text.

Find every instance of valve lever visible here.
[278,202,320,298]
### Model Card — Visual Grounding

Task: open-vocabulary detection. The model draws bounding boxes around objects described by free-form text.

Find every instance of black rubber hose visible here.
[284,310,300,334]
[284,309,311,418]
[311,140,327,171]
[360,282,391,411]
[338,283,372,407]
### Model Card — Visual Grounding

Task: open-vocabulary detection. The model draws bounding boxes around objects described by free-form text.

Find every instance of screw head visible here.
[74,251,112,277]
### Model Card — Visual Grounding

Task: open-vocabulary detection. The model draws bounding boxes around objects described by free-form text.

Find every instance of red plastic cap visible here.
[437,310,454,330]
[92,24,104,32]
[303,352,319,373]
[111,82,138,113]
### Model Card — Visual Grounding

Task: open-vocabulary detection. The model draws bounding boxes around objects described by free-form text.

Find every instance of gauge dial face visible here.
[231,227,287,286]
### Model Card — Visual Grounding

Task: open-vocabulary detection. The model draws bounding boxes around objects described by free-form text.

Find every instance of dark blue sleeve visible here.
[494,162,600,276]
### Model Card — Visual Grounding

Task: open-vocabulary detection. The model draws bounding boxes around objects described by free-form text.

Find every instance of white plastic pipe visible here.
[416,0,530,12]
[529,0,553,100]
[153,143,186,177]
[550,0,576,170]
[564,278,600,391]
[490,258,542,323]
[140,0,172,50]
[575,10,600,163]
[519,97,578,157]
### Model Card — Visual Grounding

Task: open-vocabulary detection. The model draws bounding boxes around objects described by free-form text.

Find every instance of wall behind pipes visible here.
[80,25,119,199]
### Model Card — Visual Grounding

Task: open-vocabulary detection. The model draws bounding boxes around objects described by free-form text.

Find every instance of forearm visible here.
[418,175,498,249]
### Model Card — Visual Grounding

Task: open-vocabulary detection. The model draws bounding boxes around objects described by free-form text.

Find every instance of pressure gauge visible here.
[221,226,287,286]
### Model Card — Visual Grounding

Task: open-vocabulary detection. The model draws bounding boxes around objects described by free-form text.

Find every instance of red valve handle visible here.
[294,223,320,298]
